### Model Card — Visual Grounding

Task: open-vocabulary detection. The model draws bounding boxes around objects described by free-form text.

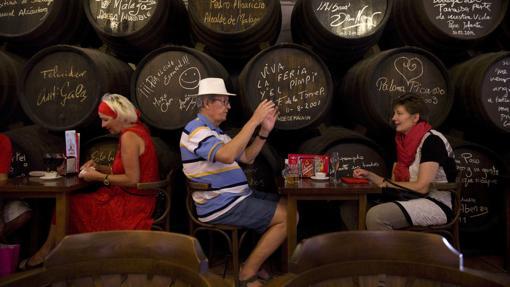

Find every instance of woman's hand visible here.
[78,167,102,182]
[353,168,385,187]
[80,160,96,170]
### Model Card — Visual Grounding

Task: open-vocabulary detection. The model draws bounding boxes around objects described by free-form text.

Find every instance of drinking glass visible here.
[329,152,340,181]
[43,153,65,172]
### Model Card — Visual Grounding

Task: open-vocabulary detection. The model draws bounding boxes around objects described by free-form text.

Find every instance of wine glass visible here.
[329,152,340,181]
[43,153,65,172]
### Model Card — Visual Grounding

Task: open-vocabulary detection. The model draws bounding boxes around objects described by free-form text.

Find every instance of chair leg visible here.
[453,223,460,250]
[232,229,240,287]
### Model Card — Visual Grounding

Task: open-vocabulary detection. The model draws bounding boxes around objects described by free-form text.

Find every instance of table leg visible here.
[287,197,297,261]
[54,193,69,242]
[358,194,367,230]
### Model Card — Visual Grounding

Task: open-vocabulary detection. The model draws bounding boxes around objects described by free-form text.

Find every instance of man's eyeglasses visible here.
[212,98,230,107]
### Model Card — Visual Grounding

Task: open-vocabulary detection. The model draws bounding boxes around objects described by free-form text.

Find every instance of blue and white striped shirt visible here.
[180,114,251,222]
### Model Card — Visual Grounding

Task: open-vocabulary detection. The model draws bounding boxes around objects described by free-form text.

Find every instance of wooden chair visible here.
[266,231,504,287]
[288,230,463,274]
[0,231,227,287]
[267,260,505,287]
[137,169,174,231]
[186,180,248,287]
[400,180,463,249]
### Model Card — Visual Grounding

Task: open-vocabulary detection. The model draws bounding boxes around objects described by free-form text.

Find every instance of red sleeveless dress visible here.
[69,123,159,233]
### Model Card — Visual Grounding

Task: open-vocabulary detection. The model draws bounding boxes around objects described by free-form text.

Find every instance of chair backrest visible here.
[137,169,174,230]
[0,231,227,287]
[430,180,462,227]
[289,231,462,273]
[271,260,504,287]
[185,179,212,225]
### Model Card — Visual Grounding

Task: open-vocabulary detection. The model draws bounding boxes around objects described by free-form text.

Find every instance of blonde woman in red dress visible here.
[19,94,159,269]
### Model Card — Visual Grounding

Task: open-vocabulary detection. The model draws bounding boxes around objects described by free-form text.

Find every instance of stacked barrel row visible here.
[0,0,509,254]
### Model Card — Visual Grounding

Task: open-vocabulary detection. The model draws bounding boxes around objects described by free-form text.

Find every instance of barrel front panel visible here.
[0,0,53,37]
[83,136,118,166]
[310,0,389,39]
[240,46,332,130]
[188,0,270,34]
[481,57,510,132]
[371,52,449,128]
[86,0,158,36]
[326,142,387,177]
[455,147,502,230]
[422,0,504,39]
[134,51,212,130]
[22,52,98,130]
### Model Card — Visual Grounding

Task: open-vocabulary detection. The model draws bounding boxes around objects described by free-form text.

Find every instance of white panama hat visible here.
[192,77,236,97]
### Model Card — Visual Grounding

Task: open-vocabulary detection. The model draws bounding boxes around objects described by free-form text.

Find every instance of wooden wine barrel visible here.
[447,136,505,252]
[239,43,333,131]
[291,0,392,66]
[392,0,508,54]
[187,0,281,64]
[18,45,133,132]
[131,45,230,130]
[449,52,510,134]
[340,46,452,131]
[0,50,24,126]
[82,134,118,167]
[225,128,282,193]
[4,125,64,177]
[83,134,179,179]
[0,0,91,51]
[501,5,510,49]
[298,127,388,178]
[83,0,189,61]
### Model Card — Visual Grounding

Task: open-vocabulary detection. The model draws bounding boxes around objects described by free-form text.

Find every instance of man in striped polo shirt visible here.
[180,78,289,286]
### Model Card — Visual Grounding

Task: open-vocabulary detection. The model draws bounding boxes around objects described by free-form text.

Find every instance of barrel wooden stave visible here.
[0,50,25,127]
[18,45,133,131]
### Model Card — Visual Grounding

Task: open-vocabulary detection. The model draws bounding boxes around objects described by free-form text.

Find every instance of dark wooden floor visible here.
[463,256,510,286]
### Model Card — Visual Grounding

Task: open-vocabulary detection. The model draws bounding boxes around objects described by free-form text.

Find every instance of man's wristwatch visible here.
[103,174,110,186]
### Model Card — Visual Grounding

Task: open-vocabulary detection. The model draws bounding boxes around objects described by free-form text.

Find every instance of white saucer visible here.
[311,176,329,181]
[29,171,46,177]
[40,175,62,180]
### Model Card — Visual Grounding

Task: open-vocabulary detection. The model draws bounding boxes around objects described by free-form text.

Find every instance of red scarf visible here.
[394,121,432,181]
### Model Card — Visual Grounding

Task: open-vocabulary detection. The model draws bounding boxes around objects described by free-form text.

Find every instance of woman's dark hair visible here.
[392,94,429,122]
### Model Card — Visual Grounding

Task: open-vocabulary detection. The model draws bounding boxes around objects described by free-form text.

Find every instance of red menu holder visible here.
[288,154,329,178]
[341,177,369,184]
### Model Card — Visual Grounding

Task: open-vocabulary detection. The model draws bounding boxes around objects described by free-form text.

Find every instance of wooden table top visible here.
[278,177,381,195]
[0,175,91,193]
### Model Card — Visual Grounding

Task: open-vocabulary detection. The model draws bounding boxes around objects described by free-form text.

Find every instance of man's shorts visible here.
[2,200,31,223]
[209,191,279,233]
